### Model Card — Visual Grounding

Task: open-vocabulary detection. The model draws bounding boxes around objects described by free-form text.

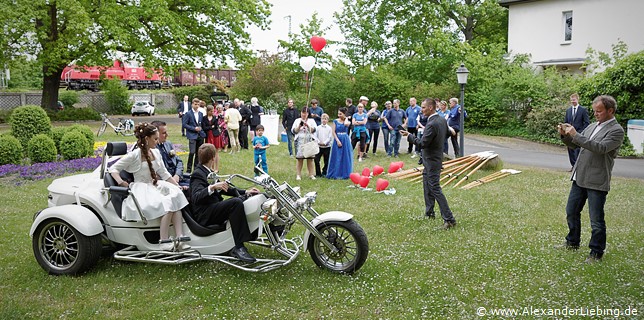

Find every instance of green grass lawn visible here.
[1,122,642,319]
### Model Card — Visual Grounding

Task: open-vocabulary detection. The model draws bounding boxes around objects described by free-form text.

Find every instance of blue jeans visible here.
[254,153,268,174]
[565,181,607,257]
[389,130,401,156]
[381,127,390,155]
[286,129,295,156]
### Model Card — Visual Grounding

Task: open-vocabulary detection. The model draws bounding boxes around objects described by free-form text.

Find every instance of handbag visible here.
[301,132,320,158]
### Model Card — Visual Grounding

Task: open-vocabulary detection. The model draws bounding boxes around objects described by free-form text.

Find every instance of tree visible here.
[229,53,290,102]
[0,0,270,110]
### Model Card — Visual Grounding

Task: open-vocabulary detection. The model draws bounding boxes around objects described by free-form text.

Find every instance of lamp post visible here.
[456,63,469,157]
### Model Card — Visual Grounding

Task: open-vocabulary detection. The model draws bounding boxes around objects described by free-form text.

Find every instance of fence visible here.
[0,92,179,112]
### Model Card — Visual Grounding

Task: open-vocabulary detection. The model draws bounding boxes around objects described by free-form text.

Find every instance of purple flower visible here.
[1,157,102,185]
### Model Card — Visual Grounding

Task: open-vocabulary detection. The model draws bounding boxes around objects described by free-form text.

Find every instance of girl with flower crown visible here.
[109,122,191,251]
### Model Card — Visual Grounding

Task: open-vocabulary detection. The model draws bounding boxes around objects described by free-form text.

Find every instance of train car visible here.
[173,68,237,87]
[61,61,162,90]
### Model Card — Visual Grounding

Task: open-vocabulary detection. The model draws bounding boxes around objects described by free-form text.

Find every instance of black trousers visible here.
[351,132,367,153]
[199,197,252,247]
[239,125,249,149]
[187,137,204,173]
[423,160,456,223]
[407,127,418,153]
[368,128,380,153]
[448,127,460,157]
[315,147,330,176]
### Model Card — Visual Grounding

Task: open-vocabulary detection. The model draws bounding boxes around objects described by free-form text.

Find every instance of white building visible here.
[500,0,644,73]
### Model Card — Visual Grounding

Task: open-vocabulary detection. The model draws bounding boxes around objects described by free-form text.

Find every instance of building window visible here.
[563,11,573,42]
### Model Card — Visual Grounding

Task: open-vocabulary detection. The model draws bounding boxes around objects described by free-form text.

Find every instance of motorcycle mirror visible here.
[207,172,218,185]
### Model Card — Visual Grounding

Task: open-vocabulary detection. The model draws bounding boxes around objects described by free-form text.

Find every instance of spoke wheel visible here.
[308,219,369,274]
[97,122,107,137]
[32,219,102,275]
[121,123,134,136]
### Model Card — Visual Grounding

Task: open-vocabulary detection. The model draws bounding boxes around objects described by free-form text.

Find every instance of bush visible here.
[525,104,567,143]
[59,130,89,160]
[47,107,101,121]
[51,127,68,154]
[619,135,638,157]
[0,135,23,165]
[172,86,213,104]
[9,105,53,149]
[102,78,130,114]
[58,91,80,108]
[27,134,57,163]
[67,124,95,157]
[0,109,13,124]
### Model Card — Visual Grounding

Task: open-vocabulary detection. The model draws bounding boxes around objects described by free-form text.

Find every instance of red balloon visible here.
[376,178,389,192]
[349,173,361,185]
[361,167,371,177]
[310,36,327,52]
[388,162,402,174]
[359,176,370,188]
[395,161,405,169]
[372,165,384,176]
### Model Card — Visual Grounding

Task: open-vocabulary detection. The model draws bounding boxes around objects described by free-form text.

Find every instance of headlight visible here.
[261,199,278,212]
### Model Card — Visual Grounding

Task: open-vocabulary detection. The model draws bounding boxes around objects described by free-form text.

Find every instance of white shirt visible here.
[315,123,333,147]
[182,101,190,113]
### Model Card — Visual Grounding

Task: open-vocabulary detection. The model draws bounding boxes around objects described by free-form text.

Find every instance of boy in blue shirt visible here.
[252,125,270,174]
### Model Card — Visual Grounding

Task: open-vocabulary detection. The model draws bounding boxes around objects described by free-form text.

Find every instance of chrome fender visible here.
[302,211,353,251]
[30,205,104,237]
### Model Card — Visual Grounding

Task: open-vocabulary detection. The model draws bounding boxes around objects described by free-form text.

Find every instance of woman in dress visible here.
[215,104,229,152]
[109,123,190,251]
[292,107,317,180]
[202,105,221,172]
[326,107,353,180]
[249,97,264,139]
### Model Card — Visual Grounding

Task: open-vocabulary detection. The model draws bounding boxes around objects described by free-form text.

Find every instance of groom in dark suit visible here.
[557,95,624,263]
[402,98,457,230]
[182,98,206,173]
[564,93,590,169]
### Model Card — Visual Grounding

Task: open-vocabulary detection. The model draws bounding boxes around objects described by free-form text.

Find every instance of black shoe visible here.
[424,213,436,219]
[231,246,256,263]
[584,254,602,264]
[442,221,457,230]
[554,242,580,250]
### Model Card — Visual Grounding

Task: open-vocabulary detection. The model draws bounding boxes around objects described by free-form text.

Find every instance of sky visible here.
[246,0,346,59]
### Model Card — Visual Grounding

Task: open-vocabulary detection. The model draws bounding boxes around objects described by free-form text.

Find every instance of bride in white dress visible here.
[109,123,190,251]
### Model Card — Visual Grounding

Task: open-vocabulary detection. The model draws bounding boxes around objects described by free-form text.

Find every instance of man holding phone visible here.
[401,98,457,229]
[383,99,407,157]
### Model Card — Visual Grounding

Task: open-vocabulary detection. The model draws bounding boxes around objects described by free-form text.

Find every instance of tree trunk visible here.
[41,67,63,110]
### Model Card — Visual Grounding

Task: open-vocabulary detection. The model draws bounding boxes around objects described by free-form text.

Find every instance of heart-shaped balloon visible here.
[388,162,402,173]
[299,56,316,71]
[372,165,384,176]
[395,161,405,169]
[310,36,327,52]
[359,176,370,188]
[361,167,370,177]
[376,178,389,191]
[349,172,361,185]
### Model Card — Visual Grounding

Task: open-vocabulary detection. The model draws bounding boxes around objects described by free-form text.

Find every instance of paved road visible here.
[125,114,644,180]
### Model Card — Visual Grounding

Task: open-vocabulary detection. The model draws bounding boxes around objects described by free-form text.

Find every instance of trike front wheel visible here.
[308,219,369,274]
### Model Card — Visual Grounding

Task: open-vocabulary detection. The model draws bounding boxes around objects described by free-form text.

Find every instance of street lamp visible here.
[456,63,469,157]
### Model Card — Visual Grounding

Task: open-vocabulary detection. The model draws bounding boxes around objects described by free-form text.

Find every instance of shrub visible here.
[27,134,57,163]
[102,77,130,114]
[0,109,13,124]
[9,105,53,149]
[618,135,637,157]
[59,130,89,160]
[67,124,95,157]
[47,107,101,121]
[0,135,23,165]
[51,127,68,154]
[172,86,213,104]
[58,91,80,108]
[525,104,567,143]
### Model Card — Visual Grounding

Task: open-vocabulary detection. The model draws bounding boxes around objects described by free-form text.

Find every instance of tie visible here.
[159,143,167,155]
[572,107,577,121]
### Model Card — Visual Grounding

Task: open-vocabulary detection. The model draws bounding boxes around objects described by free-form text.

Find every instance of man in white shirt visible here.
[177,95,190,136]
[314,113,333,177]
[225,102,243,153]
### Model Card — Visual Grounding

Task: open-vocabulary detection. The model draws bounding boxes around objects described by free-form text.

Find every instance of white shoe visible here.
[411,154,417,159]
[159,240,174,251]
[358,158,363,162]
[177,242,191,251]
[310,175,316,180]
[296,175,301,180]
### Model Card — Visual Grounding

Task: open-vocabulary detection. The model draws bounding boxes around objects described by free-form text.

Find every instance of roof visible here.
[498,0,542,7]
[532,57,586,66]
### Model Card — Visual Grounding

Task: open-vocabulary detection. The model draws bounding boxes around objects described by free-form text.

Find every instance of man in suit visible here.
[402,98,457,229]
[190,143,261,263]
[182,98,206,173]
[151,121,188,187]
[237,99,251,150]
[564,93,590,169]
[557,95,624,263]
[177,95,190,136]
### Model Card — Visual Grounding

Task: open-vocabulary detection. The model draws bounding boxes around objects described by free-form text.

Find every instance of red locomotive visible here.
[61,60,164,91]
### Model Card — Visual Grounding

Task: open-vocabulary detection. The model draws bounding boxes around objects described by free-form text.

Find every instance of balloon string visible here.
[307,52,319,107]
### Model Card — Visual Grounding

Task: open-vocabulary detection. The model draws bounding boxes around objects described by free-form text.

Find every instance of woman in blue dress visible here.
[326,107,353,179]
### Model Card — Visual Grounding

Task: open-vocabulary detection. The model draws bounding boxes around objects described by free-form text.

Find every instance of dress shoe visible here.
[584,253,602,264]
[231,246,257,263]
[425,213,436,219]
[442,221,457,230]
[554,242,579,250]
[567,167,573,172]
